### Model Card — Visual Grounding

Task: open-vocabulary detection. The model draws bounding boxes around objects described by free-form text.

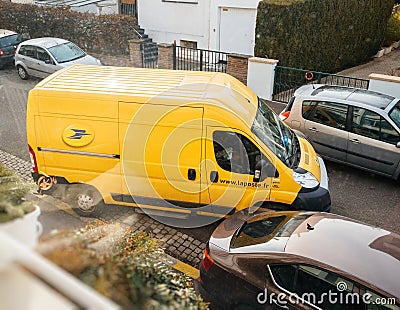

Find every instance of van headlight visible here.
[293,168,319,189]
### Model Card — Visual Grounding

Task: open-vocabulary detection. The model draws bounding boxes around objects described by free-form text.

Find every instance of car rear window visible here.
[0,34,22,48]
[230,213,313,249]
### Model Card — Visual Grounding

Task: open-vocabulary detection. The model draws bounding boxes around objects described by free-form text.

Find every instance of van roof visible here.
[34,64,258,124]
[296,84,396,110]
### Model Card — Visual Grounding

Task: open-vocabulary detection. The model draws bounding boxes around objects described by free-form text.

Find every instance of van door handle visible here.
[308,127,318,132]
[210,171,218,183]
[188,168,196,181]
[350,138,360,144]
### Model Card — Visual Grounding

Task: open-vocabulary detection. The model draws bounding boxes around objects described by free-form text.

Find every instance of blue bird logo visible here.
[68,129,91,140]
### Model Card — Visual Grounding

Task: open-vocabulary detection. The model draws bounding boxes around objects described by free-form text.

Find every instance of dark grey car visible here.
[0,29,22,69]
[279,85,400,180]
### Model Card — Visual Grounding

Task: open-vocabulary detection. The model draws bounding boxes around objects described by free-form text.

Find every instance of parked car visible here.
[199,210,400,309]
[14,37,101,79]
[279,85,400,180]
[0,29,23,69]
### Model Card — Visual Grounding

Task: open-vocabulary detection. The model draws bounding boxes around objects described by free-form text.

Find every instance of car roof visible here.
[295,84,396,110]
[20,37,69,49]
[285,213,400,299]
[0,29,17,38]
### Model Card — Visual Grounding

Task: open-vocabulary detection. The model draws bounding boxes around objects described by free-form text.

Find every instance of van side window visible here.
[352,107,400,144]
[213,131,267,175]
[304,101,348,130]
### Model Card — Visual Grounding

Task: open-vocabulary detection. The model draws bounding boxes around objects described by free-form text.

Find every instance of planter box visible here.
[374,49,385,58]
[0,205,42,248]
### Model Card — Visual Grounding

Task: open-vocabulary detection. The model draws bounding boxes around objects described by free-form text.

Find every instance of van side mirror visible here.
[253,159,277,182]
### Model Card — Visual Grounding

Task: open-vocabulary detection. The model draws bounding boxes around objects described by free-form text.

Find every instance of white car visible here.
[15,37,101,79]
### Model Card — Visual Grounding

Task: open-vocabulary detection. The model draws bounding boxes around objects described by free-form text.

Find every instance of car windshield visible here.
[252,98,297,168]
[389,101,400,129]
[0,34,22,48]
[48,42,86,63]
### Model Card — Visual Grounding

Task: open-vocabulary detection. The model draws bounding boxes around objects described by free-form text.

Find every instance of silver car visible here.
[14,37,101,79]
[280,84,400,180]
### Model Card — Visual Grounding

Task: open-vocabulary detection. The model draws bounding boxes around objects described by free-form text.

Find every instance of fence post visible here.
[247,57,279,100]
[368,73,400,97]
[128,38,144,67]
[200,49,203,71]
[227,54,250,85]
[157,43,174,70]
[173,42,177,70]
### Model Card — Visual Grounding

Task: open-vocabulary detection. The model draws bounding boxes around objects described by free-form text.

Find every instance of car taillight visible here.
[279,110,290,121]
[201,247,214,271]
[28,144,38,173]
[0,49,4,56]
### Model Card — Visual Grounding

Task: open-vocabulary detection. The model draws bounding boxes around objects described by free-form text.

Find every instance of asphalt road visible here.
[0,66,398,245]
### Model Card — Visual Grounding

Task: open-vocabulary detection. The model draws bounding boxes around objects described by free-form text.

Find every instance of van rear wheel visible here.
[67,184,103,217]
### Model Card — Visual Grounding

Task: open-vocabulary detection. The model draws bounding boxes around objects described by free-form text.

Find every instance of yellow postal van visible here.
[26,65,330,221]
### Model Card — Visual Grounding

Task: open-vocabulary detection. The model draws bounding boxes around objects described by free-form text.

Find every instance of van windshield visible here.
[252,98,297,168]
[48,42,86,63]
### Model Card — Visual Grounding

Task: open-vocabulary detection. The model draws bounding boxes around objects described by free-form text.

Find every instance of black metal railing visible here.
[173,45,228,73]
[273,66,370,103]
[120,3,136,17]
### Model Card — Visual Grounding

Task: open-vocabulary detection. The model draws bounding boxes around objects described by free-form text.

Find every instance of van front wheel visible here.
[67,185,103,217]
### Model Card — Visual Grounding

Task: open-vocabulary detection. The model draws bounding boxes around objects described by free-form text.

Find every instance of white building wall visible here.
[138,0,210,49]
[209,0,260,55]
[138,0,261,54]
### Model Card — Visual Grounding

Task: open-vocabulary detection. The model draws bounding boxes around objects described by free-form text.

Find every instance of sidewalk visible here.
[337,47,400,79]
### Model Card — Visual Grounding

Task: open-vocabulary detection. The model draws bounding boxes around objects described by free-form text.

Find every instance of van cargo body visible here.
[26,65,330,220]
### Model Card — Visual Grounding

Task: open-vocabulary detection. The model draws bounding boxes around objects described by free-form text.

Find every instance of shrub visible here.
[384,10,400,46]
[0,164,34,223]
[255,0,394,72]
[0,1,138,55]
[42,220,208,309]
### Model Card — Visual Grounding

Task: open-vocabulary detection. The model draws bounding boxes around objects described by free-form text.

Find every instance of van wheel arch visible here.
[67,184,104,217]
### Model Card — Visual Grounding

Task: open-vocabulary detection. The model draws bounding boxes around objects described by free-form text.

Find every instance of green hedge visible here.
[0,1,138,55]
[384,8,400,45]
[255,0,394,72]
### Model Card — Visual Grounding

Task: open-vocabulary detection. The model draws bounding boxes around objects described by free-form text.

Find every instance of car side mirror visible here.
[397,141,400,149]
[45,59,52,65]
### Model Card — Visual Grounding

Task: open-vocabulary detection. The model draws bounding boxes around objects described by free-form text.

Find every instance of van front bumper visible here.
[292,156,331,212]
